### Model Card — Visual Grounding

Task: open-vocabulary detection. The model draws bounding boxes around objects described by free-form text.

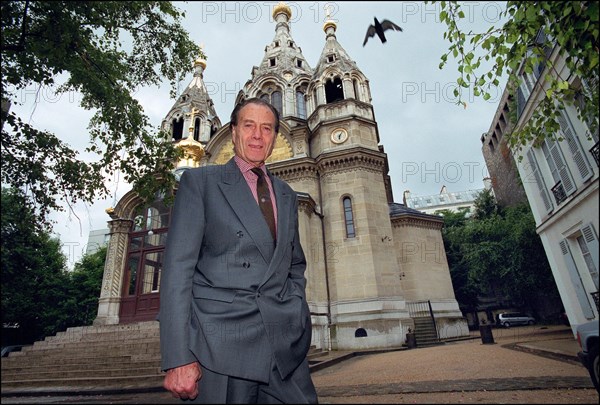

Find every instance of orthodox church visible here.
[95,3,467,350]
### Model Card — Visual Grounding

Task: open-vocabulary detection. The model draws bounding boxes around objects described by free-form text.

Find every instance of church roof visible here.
[248,4,312,86]
[312,15,363,80]
[162,46,221,140]
[389,202,443,222]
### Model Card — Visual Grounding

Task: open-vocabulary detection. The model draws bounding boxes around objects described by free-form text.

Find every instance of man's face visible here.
[232,103,277,166]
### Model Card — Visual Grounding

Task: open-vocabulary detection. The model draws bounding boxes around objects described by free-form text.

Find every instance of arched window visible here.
[172,117,184,140]
[296,90,306,119]
[125,199,171,298]
[343,196,355,238]
[193,117,201,141]
[260,86,283,117]
[355,328,367,338]
[271,91,282,116]
[325,77,344,103]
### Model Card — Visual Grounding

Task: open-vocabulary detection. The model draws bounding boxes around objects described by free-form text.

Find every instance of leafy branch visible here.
[432,1,599,155]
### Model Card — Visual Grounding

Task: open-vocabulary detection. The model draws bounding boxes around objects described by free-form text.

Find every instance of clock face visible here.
[331,128,348,144]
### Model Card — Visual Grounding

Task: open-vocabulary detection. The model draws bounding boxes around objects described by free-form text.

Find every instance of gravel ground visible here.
[318,388,599,404]
[311,325,599,404]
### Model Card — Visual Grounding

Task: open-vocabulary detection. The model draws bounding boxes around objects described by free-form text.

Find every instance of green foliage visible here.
[441,194,560,314]
[1,1,201,228]
[431,1,599,154]
[1,188,69,342]
[62,246,107,328]
[2,187,107,343]
[472,188,499,219]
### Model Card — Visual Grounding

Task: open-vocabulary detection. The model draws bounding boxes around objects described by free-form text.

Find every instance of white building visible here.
[511,31,599,333]
[85,228,110,255]
[403,181,492,216]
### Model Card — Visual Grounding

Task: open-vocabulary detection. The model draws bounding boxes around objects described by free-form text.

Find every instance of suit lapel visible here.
[217,159,274,264]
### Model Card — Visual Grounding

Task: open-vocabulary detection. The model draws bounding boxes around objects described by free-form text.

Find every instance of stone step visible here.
[21,339,160,355]
[1,374,165,391]
[1,359,160,374]
[2,354,160,367]
[1,366,162,381]
[40,332,160,346]
[45,322,159,343]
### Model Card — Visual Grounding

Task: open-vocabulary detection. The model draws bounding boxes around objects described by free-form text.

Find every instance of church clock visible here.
[331,128,348,144]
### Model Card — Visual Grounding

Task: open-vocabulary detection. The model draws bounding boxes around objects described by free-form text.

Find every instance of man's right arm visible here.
[163,361,202,400]
[159,169,206,370]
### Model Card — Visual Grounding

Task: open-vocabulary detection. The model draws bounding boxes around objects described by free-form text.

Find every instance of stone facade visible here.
[480,86,528,207]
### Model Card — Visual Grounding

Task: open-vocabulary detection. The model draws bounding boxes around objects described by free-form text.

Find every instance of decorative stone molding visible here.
[391,216,444,230]
[297,193,317,216]
[316,147,385,177]
[269,157,318,182]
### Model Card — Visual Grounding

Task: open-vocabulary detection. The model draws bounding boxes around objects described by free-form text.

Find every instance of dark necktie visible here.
[251,168,276,241]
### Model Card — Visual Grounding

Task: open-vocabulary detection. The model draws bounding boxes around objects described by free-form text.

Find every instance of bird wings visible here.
[362,25,377,47]
[380,20,403,32]
[363,19,403,46]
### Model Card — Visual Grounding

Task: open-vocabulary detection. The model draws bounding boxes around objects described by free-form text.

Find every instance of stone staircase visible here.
[413,316,442,347]
[1,321,164,395]
[1,321,343,396]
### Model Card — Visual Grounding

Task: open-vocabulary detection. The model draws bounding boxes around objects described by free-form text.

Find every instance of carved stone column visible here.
[93,218,132,326]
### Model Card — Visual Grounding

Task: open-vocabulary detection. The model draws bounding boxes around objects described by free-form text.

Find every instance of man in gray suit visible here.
[159,98,317,403]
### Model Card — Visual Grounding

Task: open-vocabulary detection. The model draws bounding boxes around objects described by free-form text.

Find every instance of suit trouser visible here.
[187,357,317,404]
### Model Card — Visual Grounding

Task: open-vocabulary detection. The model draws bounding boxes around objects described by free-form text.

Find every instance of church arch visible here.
[113,192,173,324]
[172,116,184,140]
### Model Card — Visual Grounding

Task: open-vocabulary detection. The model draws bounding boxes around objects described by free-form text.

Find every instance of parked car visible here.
[1,344,28,358]
[576,320,599,393]
[496,312,536,328]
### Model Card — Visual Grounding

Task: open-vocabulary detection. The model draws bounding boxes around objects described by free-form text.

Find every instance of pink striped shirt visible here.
[234,156,278,230]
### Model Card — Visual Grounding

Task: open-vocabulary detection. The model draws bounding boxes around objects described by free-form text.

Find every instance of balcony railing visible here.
[590,141,599,167]
[551,181,567,205]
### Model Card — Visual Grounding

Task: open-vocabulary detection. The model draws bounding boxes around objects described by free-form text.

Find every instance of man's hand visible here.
[163,362,202,400]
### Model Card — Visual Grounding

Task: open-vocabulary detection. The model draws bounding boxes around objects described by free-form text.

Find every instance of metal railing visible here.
[551,181,567,205]
[590,141,599,167]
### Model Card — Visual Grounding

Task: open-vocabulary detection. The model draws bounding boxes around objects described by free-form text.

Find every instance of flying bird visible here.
[363,17,403,47]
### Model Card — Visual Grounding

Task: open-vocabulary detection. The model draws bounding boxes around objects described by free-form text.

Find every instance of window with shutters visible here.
[556,110,594,183]
[559,239,595,319]
[578,224,600,290]
[577,235,598,290]
[526,149,553,214]
[542,138,576,205]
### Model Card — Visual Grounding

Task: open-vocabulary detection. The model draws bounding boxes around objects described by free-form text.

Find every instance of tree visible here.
[1,1,202,228]
[62,246,107,328]
[472,188,499,219]
[1,187,69,343]
[439,209,481,313]
[440,196,561,319]
[431,1,599,154]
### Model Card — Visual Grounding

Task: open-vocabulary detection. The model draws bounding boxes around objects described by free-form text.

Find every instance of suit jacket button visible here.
[243,261,250,268]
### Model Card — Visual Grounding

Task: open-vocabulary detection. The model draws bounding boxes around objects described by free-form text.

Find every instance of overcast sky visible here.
[10,1,509,266]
